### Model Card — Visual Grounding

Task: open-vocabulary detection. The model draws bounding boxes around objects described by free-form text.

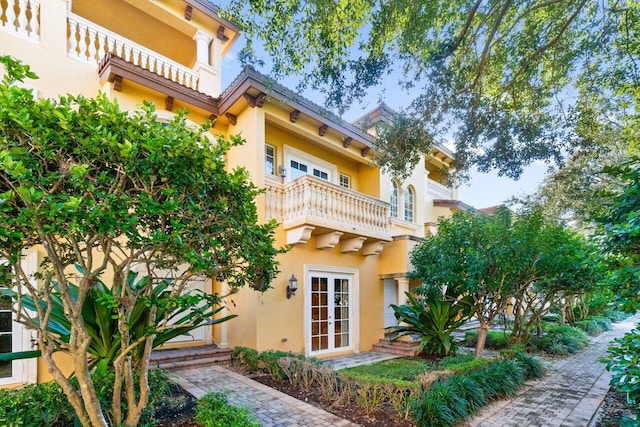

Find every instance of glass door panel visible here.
[309,274,351,354]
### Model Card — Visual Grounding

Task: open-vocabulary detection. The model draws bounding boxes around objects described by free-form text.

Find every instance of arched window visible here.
[390,180,399,218]
[404,186,415,222]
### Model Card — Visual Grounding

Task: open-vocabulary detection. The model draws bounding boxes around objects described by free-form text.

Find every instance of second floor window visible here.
[404,186,415,222]
[339,173,351,189]
[265,144,276,176]
[390,181,399,218]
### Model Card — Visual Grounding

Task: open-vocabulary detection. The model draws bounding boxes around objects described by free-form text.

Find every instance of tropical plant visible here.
[13,268,236,369]
[388,292,474,356]
[0,56,281,427]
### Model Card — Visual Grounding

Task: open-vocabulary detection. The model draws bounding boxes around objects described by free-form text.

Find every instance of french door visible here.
[309,273,352,355]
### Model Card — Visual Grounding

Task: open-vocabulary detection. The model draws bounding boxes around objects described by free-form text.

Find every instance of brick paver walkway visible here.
[171,365,357,427]
[464,314,640,427]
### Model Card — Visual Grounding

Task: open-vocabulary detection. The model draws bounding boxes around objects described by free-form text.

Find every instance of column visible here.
[395,277,410,305]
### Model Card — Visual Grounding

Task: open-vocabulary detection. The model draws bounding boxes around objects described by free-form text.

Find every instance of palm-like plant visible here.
[14,268,235,369]
[388,292,474,356]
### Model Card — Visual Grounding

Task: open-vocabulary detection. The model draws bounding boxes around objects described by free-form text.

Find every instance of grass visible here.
[338,357,433,381]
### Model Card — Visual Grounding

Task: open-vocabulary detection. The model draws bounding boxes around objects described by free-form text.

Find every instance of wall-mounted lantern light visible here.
[287,274,298,299]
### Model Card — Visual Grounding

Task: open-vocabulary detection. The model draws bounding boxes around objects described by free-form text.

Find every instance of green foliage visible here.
[605,326,640,411]
[223,1,632,181]
[0,381,74,426]
[531,324,590,355]
[230,347,308,380]
[441,357,493,375]
[574,317,612,336]
[0,369,171,427]
[16,269,234,369]
[465,330,512,350]
[389,292,474,356]
[339,357,432,381]
[411,359,537,426]
[194,392,259,427]
[0,55,282,426]
[595,157,640,313]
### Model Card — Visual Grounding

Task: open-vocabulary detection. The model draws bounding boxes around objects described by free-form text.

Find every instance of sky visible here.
[220,40,548,210]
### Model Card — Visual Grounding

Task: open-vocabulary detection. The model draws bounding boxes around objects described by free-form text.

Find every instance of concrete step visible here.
[150,345,232,370]
[372,339,420,357]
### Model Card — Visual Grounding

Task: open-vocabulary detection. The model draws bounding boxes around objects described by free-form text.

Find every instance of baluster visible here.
[5,0,17,31]
[95,33,107,60]
[30,1,39,38]
[16,0,27,35]
[177,70,185,86]
[114,40,123,57]
[87,28,98,63]
[161,61,169,79]
[67,19,79,58]
[140,53,149,72]
[123,45,132,62]
[148,57,157,74]
[78,23,89,60]
[129,48,139,67]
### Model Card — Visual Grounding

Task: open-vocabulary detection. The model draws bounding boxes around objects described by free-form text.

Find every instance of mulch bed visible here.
[250,373,414,427]
[595,387,637,427]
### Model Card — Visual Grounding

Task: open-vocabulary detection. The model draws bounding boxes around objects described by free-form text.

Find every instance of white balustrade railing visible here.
[427,179,454,200]
[67,13,199,90]
[266,175,391,239]
[0,0,39,40]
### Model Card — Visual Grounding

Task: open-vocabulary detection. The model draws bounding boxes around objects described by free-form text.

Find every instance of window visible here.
[339,174,351,189]
[265,144,276,176]
[390,181,399,218]
[404,186,415,222]
[289,157,331,181]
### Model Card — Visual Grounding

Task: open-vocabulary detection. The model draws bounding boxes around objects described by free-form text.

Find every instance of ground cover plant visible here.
[464,330,512,349]
[530,324,590,355]
[194,392,259,427]
[231,347,545,426]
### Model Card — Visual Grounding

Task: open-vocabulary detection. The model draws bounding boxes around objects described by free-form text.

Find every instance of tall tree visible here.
[0,57,281,427]
[222,0,638,180]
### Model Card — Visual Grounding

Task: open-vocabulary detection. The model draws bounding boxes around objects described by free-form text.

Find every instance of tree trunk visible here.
[475,325,489,358]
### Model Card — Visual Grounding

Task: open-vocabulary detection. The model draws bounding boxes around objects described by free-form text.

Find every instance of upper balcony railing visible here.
[427,179,454,200]
[0,0,40,41]
[266,175,392,241]
[67,13,199,90]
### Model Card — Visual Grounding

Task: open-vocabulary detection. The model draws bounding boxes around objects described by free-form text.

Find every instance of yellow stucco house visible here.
[0,0,477,387]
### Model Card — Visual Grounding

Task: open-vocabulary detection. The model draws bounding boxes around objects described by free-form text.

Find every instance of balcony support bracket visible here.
[362,241,386,256]
[341,237,367,253]
[316,232,343,250]
[286,226,316,246]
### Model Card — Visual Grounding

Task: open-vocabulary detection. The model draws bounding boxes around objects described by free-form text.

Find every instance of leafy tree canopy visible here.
[222,0,638,180]
[0,56,281,427]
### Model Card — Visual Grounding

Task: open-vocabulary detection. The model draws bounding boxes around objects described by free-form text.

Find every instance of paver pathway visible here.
[172,365,358,427]
[464,314,640,427]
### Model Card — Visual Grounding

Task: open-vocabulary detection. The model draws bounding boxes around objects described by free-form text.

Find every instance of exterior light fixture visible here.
[287,274,298,299]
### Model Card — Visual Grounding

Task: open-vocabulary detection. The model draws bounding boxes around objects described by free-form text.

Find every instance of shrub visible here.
[231,347,308,380]
[531,324,590,355]
[231,347,261,372]
[411,358,531,426]
[604,327,640,415]
[0,368,172,426]
[194,392,259,427]
[0,381,74,426]
[574,317,612,336]
[465,330,512,349]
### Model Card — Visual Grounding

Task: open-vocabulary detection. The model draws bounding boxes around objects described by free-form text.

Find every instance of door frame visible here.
[0,250,38,386]
[304,265,359,357]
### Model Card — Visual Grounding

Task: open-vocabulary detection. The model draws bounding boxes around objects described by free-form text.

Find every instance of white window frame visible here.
[0,250,38,386]
[390,180,399,218]
[404,186,415,222]
[283,145,338,184]
[265,144,276,176]
[339,173,351,189]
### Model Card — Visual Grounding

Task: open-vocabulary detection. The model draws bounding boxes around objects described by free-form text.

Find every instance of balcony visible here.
[67,13,200,91]
[0,0,40,41]
[427,179,454,200]
[266,175,392,255]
